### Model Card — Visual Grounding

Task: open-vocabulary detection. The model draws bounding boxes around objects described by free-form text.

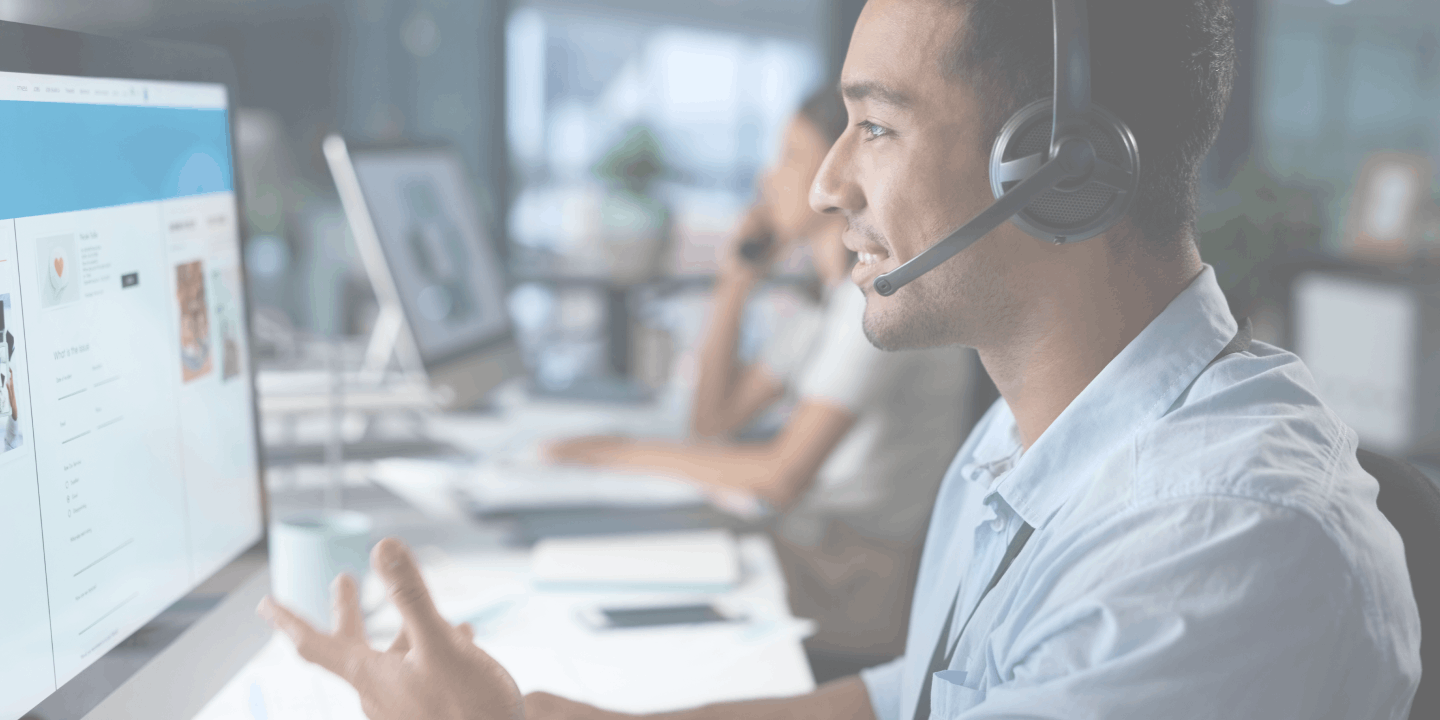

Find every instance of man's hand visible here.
[524,692,634,720]
[545,435,628,467]
[258,537,524,720]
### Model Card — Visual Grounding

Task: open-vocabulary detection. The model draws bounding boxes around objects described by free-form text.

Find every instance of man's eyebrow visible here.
[840,80,914,109]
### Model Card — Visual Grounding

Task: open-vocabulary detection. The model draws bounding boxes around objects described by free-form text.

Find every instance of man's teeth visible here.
[858,252,882,266]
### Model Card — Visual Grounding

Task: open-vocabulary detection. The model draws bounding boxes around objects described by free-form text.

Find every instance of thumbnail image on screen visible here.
[34,234,80,308]
[177,259,214,383]
[213,265,245,381]
[0,294,23,454]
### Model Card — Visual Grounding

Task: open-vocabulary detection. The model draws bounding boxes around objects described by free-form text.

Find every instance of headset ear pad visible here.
[989,99,1140,244]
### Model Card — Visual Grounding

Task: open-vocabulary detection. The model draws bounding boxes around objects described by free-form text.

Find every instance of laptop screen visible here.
[0,70,263,719]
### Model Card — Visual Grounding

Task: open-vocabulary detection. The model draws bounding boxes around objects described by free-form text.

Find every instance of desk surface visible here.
[200,394,815,719]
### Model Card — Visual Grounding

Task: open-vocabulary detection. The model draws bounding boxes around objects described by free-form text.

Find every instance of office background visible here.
[3,0,1439,459]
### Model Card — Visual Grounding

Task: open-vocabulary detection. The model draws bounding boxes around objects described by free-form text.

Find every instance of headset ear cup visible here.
[989,99,1140,244]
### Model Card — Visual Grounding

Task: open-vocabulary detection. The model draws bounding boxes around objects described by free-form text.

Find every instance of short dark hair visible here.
[948,0,1236,248]
[798,85,849,145]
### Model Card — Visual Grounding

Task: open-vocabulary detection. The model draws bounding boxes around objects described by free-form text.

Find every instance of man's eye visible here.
[858,121,892,140]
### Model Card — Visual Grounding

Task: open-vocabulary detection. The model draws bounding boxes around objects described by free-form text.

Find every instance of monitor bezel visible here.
[0,18,271,720]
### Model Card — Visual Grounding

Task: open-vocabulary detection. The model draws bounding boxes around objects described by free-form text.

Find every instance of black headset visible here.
[872,0,1140,297]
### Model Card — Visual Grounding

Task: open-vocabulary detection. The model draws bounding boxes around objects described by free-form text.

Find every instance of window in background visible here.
[504,0,825,391]
[505,2,823,279]
[1257,0,1440,246]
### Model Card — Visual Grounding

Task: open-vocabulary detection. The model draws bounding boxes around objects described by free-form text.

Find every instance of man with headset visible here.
[258,0,1422,718]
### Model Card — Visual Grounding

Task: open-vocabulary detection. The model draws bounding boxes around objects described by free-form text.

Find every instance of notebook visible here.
[530,530,742,592]
[461,460,709,514]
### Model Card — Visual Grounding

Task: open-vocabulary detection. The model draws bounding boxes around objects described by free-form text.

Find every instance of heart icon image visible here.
[49,246,71,293]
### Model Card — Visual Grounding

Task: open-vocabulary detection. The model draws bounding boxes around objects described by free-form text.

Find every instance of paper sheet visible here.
[530,530,741,590]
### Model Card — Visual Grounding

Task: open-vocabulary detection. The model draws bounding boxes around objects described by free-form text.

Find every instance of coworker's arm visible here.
[551,399,855,508]
[690,207,784,440]
[524,675,876,720]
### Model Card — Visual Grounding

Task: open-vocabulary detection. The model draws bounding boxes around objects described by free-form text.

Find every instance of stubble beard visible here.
[859,241,1017,353]
[861,268,962,351]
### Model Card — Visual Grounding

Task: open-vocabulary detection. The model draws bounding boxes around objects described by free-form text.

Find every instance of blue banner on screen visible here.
[0,101,232,220]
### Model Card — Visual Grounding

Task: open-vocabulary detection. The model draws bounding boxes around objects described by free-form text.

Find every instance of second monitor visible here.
[325,137,521,409]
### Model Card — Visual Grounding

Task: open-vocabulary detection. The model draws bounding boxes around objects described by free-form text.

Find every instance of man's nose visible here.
[809,133,862,216]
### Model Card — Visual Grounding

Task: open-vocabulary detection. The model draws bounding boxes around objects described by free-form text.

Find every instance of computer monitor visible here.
[0,21,269,720]
[324,137,522,409]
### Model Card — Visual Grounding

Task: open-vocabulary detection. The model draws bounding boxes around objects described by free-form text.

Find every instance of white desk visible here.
[193,534,814,720]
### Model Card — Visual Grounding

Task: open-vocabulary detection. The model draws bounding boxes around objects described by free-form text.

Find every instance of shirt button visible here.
[991,516,1005,532]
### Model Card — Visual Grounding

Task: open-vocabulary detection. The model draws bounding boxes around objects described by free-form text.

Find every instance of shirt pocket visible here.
[930,669,986,718]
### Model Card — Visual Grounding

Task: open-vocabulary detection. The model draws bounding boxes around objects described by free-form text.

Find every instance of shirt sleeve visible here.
[793,283,895,412]
[860,656,905,720]
[756,299,824,390]
[949,497,1405,720]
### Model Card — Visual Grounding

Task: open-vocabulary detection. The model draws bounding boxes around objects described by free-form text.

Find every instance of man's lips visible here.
[842,227,891,269]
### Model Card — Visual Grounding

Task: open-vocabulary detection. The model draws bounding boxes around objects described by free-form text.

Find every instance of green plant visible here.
[593,124,667,196]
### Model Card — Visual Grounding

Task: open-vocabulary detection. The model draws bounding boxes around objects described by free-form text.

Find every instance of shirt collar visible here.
[992,265,1238,528]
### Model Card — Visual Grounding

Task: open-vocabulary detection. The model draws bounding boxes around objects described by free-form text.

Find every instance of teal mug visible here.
[269,510,373,632]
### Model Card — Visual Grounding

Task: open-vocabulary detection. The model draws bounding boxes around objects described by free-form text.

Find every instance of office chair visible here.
[1359,449,1440,720]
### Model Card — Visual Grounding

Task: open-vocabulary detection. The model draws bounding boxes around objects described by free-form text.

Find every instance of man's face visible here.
[810,0,1036,351]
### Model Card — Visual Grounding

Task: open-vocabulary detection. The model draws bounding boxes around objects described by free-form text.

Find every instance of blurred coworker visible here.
[548,89,976,669]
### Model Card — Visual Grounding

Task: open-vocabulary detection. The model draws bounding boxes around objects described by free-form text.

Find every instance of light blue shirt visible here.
[861,266,1421,720]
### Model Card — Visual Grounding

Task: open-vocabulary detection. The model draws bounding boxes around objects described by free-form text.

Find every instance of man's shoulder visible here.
[1090,340,1416,597]
[1105,341,1414,627]
[1129,340,1357,516]
[1039,341,1420,685]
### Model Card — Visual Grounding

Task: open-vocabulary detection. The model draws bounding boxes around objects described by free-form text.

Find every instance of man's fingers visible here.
[258,596,370,682]
[386,627,410,655]
[372,537,450,650]
[455,621,474,643]
[331,573,365,641]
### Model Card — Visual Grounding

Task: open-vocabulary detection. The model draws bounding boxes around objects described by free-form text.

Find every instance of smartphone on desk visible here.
[578,602,742,630]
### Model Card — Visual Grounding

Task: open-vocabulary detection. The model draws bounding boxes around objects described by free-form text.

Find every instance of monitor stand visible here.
[324,133,428,391]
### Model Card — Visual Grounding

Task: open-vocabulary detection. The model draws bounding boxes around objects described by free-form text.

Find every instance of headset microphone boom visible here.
[872,0,1141,297]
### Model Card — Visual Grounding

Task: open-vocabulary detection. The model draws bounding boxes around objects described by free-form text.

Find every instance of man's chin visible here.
[861,312,921,352]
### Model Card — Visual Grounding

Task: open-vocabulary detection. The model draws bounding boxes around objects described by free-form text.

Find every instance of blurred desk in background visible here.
[257,378,688,487]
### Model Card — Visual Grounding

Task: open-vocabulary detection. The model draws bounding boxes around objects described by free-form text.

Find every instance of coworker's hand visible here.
[545,435,628,467]
[718,202,775,286]
[524,692,633,720]
[258,538,524,720]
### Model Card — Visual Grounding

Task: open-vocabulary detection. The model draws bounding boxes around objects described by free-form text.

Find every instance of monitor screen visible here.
[347,146,511,367]
[0,70,263,719]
